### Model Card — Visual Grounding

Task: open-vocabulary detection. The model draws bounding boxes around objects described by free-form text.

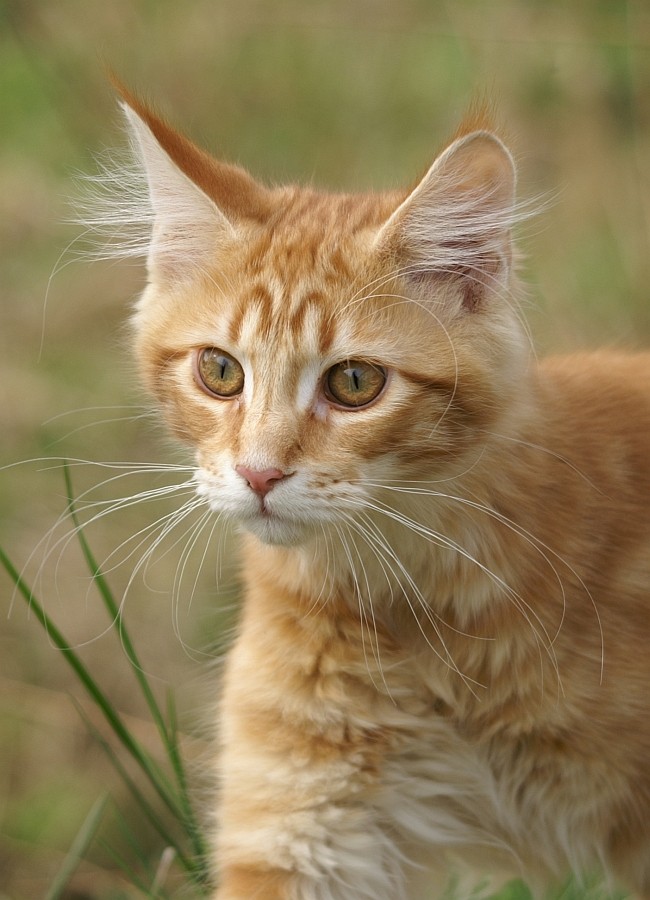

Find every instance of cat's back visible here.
[533,348,650,613]
[541,348,650,403]
[539,349,650,466]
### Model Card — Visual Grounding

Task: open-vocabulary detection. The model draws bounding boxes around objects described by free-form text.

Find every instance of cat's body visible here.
[215,352,650,900]
[112,91,650,898]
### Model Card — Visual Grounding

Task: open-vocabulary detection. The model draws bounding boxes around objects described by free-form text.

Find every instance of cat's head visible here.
[116,92,530,546]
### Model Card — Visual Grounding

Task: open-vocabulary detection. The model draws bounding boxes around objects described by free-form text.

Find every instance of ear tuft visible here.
[448,96,501,143]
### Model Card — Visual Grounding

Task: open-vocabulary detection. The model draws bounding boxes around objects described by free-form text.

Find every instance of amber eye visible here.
[196,348,245,398]
[324,360,387,408]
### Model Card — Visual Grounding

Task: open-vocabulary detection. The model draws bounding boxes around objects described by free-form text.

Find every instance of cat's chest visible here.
[247,592,527,741]
[242,536,563,737]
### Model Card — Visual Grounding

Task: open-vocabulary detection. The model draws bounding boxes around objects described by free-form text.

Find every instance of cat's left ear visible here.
[375,130,517,311]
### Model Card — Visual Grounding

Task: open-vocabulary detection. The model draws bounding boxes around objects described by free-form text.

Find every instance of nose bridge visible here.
[238,366,301,468]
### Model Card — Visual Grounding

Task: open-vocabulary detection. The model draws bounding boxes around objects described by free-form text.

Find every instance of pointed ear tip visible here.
[105,74,152,126]
[119,101,147,141]
[116,91,158,141]
[456,129,514,160]
[105,69,134,106]
[454,130,517,186]
[119,100,139,122]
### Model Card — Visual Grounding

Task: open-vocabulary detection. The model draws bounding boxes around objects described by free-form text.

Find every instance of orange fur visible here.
[111,93,650,899]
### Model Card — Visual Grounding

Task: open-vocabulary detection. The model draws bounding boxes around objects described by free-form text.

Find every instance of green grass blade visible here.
[165,689,209,868]
[100,836,161,897]
[43,793,109,900]
[0,544,183,824]
[62,462,209,869]
[62,462,171,742]
[107,804,167,893]
[73,699,199,879]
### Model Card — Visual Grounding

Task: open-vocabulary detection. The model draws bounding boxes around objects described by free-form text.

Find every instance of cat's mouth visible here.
[240,494,318,546]
[193,468,317,546]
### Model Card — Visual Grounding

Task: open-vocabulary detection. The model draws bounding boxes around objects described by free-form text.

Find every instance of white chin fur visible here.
[239,514,312,547]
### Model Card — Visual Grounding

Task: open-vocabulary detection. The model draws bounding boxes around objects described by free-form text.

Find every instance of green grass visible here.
[0,467,210,897]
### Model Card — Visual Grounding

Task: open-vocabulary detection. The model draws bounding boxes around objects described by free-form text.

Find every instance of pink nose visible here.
[235,465,287,498]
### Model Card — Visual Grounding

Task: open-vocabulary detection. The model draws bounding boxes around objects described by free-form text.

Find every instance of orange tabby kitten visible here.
[112,90,650,898]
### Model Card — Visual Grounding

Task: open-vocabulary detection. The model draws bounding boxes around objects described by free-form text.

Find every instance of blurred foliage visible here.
[1,0,649,896]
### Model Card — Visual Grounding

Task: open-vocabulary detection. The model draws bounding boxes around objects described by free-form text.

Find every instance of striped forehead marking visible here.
[227,283,336,357]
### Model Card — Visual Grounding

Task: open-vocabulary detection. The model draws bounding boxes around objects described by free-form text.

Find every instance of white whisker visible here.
[171,509,218,653]
[342,505,484,696]
[350,492,563,694]
[330,520,388,697]
[366,478,603,681]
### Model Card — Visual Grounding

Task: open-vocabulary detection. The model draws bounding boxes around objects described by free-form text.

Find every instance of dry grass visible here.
[1,1,649,896]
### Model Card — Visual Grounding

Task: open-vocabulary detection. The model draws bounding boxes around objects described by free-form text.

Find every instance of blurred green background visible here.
[1,0,649,897]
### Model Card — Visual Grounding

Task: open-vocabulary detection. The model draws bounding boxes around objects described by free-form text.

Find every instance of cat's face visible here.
[123,96,527,546]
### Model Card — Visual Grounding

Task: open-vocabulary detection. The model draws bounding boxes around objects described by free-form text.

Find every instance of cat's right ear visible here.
[120,100,231,283]
[119,91,270,284]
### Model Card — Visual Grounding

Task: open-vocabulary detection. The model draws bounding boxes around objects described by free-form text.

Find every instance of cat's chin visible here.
[239,515,311,547]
